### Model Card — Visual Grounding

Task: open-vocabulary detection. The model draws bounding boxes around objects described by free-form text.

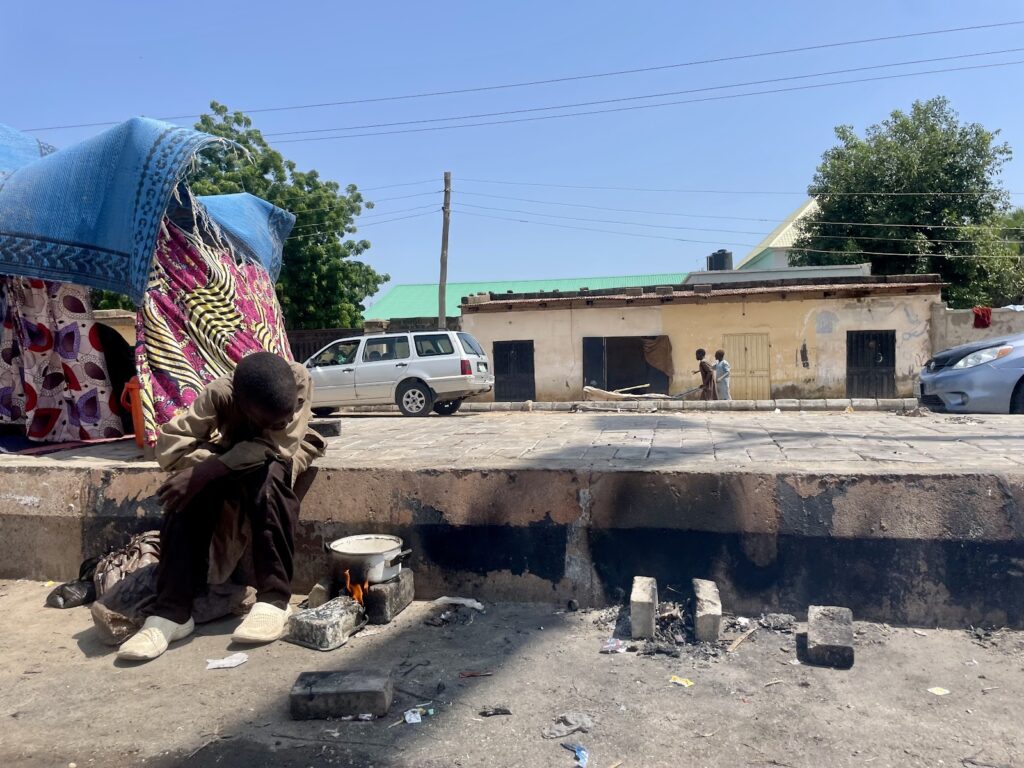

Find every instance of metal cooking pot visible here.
[327,534,411,584]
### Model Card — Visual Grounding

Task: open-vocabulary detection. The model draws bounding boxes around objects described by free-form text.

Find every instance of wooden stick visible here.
[728,625,758,652]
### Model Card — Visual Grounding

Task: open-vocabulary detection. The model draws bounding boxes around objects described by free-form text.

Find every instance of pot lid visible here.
[328,534,403,555]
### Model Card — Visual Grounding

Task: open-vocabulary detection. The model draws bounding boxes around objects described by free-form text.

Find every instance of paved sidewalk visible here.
[323,411,1024,473]
[1,411,1022,473]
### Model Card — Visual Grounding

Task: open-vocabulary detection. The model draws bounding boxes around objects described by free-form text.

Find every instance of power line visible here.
[456,190,1024,226]
[791,247,1023,260]
[289,203,440,231]
[21,20,1024,132]
[452,208,758,247]
[272,59,1024,143]
[454,202,1024,244]
[286,209,437,240]
[265,48,1024,137]
[360,179,438,191]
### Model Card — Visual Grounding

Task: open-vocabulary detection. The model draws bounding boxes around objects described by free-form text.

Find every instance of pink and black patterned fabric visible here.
[0,277,124,441]
[134,217,291,445]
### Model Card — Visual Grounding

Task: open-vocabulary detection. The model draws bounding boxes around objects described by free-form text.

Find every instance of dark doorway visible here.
[493,340,536,401]
[582,336,672,394]
[846,330,896,398]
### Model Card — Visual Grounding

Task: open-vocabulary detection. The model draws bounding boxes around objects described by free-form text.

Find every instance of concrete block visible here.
[551,402,574,411]
[287,597,365,651]
[825,399,852,410]
[364,569,415,625]
[901,398,919,409]
[491,402,512,411]
[680,401,706,411]
[306,578,332,609]
[850,398,877,410]
[753,400,775,410]
[730,400,756,410]
[309,418,342,438]
[691,578,722,642]
[665,400,684,410]
[806,605,854,668]
[877,398,906,410]
[630,576,658,640]
[532,401,554,411]
[290,670,394,719]
[774,399,800,410]
[798,399,828,411]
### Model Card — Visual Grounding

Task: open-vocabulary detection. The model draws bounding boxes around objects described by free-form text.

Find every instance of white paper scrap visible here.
[205,652,249,670]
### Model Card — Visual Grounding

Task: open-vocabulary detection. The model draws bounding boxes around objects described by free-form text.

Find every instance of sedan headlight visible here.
[952,345,1013,369]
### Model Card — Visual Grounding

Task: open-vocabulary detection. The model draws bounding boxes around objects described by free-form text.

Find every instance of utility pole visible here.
[438,171,451,330]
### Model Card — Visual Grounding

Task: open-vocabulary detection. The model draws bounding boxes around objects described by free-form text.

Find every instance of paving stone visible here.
[691,578,722,642]
[806,605,854,668]
[289,670,394,719]
[287,597,365,651]
[630,576,658,640]
[364,569,415,625]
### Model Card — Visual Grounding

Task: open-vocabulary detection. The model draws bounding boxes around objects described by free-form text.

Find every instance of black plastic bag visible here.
[45,556,100,609]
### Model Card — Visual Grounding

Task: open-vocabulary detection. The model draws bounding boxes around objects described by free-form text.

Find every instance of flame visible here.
[343,569,369,606]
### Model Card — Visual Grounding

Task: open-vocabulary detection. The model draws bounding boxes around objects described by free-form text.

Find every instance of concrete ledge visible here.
[337,398,920,414]
[2,460,1022,628]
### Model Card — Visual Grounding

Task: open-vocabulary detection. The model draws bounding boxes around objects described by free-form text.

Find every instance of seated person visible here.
[117,352,325,661]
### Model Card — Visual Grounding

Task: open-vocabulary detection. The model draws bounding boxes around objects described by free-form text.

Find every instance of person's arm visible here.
[156,455,231,514]
[215,363,325,478]
[155,380,229,472]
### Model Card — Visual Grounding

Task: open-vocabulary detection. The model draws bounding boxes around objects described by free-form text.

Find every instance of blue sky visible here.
[4,2,1023,302]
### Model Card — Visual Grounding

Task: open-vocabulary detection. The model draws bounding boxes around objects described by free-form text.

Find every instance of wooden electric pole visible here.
[438,171,451,330]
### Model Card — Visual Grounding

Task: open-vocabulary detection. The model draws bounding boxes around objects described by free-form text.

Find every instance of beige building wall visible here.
[464,291,939,400]
[930,305,1024,353]
[92,309,137,346]
[660,294,939,398]
[462,306,663,401]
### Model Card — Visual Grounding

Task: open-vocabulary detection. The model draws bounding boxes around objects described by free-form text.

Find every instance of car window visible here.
[313,339,360,367]
[362,336,410,362]
[414,334,455,357]
[457,332,485,357]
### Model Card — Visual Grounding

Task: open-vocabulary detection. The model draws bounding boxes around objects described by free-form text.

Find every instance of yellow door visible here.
[722,333,771,400]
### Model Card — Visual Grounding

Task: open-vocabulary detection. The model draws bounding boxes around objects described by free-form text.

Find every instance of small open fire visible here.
[343,569,369,606]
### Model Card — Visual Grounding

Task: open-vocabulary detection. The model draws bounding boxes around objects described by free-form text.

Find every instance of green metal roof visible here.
[363,273,689,320]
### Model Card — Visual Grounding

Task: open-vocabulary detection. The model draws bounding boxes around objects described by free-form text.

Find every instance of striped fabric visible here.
[134,210,291,445]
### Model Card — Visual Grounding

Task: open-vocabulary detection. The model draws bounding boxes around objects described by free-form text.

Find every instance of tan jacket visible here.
[155,361,326,486]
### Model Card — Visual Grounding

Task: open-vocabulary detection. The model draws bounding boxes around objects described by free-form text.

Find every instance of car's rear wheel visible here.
[433,399,463,416]
[312,407,336,417]
[1010,379,1024,414]
[397,381,433,417]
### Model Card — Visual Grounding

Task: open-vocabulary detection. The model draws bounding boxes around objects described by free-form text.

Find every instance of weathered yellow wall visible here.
[660,294,938,398]
[462,306,663,401]
[462,292,939,400]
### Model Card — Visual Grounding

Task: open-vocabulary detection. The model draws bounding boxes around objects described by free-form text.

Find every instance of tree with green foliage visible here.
[790,97,1022,308]
[189,102,388,329]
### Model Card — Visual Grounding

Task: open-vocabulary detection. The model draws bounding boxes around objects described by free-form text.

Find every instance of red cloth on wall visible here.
[972,306,992,329]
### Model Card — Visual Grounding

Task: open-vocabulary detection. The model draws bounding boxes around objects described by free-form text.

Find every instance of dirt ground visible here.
[1,579,1022,768]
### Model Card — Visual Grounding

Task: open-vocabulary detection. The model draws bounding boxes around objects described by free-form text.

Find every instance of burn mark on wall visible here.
[800,342,810,369]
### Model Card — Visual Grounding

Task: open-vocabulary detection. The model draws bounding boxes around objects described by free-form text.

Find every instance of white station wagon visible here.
[305,331,494,416]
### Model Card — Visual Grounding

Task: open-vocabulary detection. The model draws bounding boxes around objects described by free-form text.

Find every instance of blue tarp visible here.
[0,118,294,301]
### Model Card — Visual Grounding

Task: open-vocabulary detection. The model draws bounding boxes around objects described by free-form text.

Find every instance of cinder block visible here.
[287,597,365,651]
[364,569,415,625]
[806,605,854,669]
[630,576,658,640]
[309,418,342,437]
[692,578,722,642]
[290,670,394,719]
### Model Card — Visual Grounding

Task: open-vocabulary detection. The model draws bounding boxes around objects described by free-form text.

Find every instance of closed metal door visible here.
[722,333,771,400]
[846,330,896,398]
[493,340,536,401]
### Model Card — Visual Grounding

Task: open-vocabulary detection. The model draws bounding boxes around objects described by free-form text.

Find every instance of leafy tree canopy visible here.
[790,97,1021,308]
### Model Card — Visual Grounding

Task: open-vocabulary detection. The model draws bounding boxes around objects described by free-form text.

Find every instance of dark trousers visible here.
[151,460,299,624]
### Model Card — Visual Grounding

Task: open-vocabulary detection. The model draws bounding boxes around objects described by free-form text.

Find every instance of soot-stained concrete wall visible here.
[2,465,1022,627]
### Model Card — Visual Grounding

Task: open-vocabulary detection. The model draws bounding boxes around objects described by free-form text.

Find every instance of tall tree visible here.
[790,97,1020,308]
[190,102,388,329]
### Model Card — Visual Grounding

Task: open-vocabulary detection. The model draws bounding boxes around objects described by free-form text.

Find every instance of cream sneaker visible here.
[231,602,292,644]
[117,615,195,661]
